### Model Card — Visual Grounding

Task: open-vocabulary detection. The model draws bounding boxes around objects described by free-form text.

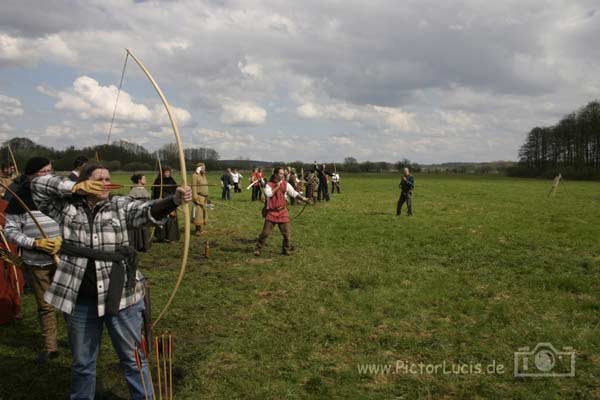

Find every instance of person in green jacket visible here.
[396,167,414,216]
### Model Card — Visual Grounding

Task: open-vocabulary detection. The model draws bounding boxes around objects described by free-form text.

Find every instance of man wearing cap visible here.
[4,157,61,363]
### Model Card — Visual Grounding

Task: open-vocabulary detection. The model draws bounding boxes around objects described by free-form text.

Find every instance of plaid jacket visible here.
[31,175,166,316]
[4,211,61,267]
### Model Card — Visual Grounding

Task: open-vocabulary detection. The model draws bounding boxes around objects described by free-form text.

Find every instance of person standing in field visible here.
[331,172,340,194]
[257,168,264,201]
[231,168,243,193]
[316,163,330,202]
[127,174,151,252]
[192,162,209,236]
[250,168,264,201]
[31,163,192,400]
[152,166,180,242]
[4,157,61,363]
[396,167,414,216]
[220,168,233,200]
[288,168,299,205]
[254,167,307,256]
[305,169,319,203]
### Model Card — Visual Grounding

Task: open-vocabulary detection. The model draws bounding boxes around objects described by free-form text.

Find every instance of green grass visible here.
[1,173,599,399]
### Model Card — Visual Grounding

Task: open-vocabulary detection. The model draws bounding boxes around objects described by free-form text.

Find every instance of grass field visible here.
[1,172,599,399]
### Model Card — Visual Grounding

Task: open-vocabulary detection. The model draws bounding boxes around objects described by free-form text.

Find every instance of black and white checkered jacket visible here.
[31,175,166,316]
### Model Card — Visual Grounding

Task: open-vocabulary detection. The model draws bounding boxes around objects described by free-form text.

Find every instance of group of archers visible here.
[0,154,373,399]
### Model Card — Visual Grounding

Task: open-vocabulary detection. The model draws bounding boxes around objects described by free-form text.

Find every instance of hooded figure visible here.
[152,166,180,242]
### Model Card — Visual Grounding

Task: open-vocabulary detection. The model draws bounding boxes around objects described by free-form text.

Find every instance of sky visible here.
[0,1,598,164]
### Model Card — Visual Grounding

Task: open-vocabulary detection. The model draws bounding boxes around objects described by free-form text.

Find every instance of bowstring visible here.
[106,52,129,146]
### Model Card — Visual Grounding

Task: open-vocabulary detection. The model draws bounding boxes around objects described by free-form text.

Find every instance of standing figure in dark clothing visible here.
[152,166,180,242]
[128,174,151,251]
[316,163,330,202]
[221,168,233,200]
[396,167,415,216]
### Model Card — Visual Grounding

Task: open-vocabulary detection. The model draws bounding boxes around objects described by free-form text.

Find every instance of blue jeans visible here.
[64,297,153,400]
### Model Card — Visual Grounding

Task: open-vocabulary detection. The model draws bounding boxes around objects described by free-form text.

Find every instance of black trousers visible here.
[396,192,412,215]
[317,184,330,201]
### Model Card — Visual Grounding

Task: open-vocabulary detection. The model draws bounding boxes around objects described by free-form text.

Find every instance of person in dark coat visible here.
[220,168,233,200]
[128,174,151,251]
[316,163,330,202]
[152,167,180,242]
[396,167,415,216]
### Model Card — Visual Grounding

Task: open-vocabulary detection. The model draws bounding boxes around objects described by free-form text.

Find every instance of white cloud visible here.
[220,101,267,126]
[238,60,263,78]
[157,38,190,55]
[329,136,353,145]
[297,102,320,118]
[0,33,77,67]
[297,101,417,133]
[39,76,191,126]
[45,124,75,137]
[0,94,24,116]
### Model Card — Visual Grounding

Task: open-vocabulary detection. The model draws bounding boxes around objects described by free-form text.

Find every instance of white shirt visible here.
[264,182,301,199]
[231,172,242,183]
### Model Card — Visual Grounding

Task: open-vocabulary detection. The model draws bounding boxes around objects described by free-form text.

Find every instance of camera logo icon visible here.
[514,342,575,377]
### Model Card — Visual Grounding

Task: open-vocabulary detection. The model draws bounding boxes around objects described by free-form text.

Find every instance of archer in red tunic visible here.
[254,167,307,256]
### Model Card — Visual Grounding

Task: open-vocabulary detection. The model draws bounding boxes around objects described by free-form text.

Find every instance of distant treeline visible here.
[0,138,220,173]
[511,100,600,180]
[1,137,515,176]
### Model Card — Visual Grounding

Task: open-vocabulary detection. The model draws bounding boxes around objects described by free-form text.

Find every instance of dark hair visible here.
[131,174,143,184]
[24,157,51,176]
[73,155,89,169]
[76,163,107,183]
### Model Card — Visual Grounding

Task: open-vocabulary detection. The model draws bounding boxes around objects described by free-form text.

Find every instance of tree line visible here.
[511,100,600,180]
[0,138,220,173]
[1,137,515,176]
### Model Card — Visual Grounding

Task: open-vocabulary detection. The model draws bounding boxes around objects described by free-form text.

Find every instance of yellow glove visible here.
[34,237,62,255]
[72,180,104,196]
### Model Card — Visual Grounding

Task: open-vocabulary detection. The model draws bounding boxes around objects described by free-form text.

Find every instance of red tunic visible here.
[265,181,289,223]
[0,199,24,325]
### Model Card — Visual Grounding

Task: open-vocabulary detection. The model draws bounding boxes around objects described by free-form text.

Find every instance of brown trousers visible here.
[28,265,58,352]
[193,203,208,226]
[256,220,291,252]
